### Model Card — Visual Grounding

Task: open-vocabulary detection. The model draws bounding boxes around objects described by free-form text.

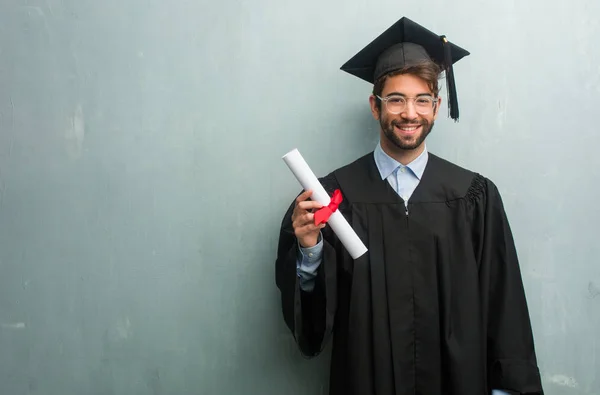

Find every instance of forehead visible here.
[382,73,433,96]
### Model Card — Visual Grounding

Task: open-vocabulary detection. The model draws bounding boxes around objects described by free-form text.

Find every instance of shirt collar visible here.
[374,141,429,180]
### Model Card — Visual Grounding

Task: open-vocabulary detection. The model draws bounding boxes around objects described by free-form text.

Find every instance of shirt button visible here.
[400,167,406,173]
[309,253,314,257]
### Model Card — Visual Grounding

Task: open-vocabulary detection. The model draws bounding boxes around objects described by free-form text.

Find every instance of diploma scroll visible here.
[282,148,368,259]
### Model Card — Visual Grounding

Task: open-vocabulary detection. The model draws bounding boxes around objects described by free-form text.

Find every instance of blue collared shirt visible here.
[373,140,428,206]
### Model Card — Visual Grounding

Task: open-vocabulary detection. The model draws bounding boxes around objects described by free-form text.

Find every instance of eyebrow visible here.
[385,92,434,97]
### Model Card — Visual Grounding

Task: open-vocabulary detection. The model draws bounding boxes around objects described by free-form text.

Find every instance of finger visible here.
[297,200,323,211]
[293,213,314,228]
[293,204,314,222]
[294,220,327,239]
[297,215,327,231]
[295,189,313,204]
[293,202,320,221]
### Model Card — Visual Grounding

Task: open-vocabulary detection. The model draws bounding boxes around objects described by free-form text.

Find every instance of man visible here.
[275,17,544,395]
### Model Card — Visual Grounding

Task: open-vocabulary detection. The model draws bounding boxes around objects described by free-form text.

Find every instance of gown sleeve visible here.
[275,173,341,357]
[470,175,544,394]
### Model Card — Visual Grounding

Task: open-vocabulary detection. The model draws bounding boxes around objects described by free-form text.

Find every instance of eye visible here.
[416,97,433,106]
[387,96,405,105]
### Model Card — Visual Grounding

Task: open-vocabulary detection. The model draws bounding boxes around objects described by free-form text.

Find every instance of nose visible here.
[401,100,418,120]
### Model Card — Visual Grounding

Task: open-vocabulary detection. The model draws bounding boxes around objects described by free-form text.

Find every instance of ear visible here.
[369,95,380,120]
[433,96,442,121]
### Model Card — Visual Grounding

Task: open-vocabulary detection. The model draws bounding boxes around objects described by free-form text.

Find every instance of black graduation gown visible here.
[275,151,544,395]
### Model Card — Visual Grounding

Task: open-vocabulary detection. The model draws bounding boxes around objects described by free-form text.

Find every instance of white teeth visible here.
[399,126,418,131]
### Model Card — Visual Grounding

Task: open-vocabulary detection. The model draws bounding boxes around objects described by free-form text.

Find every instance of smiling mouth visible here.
[395,124,421,134]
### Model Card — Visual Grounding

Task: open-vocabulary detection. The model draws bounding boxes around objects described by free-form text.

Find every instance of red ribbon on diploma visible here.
[314,189,343,225]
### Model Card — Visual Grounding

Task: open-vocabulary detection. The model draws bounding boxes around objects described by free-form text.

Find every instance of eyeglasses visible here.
[376,95,437,115]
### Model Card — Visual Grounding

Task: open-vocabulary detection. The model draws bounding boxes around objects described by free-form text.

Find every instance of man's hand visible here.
[292,190,326,248]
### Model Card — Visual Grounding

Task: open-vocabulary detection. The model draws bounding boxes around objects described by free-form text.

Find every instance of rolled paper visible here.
[314,189,343,225]
[282,148,368,259]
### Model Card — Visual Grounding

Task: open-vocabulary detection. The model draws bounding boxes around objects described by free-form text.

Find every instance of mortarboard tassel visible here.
[441,36,459,121]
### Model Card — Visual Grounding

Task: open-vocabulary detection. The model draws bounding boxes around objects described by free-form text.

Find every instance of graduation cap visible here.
[340,17,470,121]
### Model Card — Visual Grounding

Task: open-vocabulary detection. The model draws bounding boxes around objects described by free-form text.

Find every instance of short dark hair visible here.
[372,61,442,109]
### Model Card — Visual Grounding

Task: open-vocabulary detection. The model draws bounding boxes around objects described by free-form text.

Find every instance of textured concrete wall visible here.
[0,0,598,393]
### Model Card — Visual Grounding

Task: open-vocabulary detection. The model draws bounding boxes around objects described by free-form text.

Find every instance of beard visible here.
[380,113,434,151]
